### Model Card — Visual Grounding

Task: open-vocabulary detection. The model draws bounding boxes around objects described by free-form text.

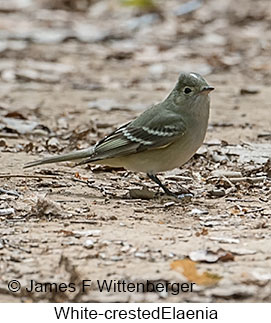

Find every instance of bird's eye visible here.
[183,87,192,94]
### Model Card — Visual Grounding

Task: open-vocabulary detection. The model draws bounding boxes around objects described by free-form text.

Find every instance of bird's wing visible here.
[78,108,187,164]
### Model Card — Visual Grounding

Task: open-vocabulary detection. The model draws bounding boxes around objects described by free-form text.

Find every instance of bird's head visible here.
[171,72,214,109]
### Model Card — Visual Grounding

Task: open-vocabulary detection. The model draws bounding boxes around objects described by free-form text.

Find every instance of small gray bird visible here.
[25,72,214,197]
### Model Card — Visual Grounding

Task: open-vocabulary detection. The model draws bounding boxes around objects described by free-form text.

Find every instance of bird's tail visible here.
[24,147,94,168]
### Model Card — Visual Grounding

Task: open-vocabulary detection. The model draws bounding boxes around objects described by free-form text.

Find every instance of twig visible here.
[0,187,20,197]
[0,133,19,138]
[2,239,31,254]
[0,174,62,179]
[0,174,95,184]
[0,208,15,216]
[55,200,81,203]
[70,220,98,225]
[71,178,89,185]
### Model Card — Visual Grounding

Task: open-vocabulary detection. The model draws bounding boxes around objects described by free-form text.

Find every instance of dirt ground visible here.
[0,0,271,302]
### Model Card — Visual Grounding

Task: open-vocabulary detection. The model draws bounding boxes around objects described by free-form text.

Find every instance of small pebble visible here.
[240,87,260,95]
[121,245,130,253]
[164,201,175,208]
[135,252,147,259]
[0,208,15,216]
[0,139,7,147]
[209,188,225,197]
[84,239,94,249]
[110,255,122,261]
[190,208,209,215]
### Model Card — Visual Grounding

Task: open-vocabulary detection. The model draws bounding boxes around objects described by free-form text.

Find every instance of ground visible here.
[0,0,270,302]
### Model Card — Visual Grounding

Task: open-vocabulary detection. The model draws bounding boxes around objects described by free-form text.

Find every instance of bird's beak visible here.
[200,86,215,94]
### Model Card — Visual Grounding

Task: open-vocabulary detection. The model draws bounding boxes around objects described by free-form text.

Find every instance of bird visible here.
[24,72,214,198]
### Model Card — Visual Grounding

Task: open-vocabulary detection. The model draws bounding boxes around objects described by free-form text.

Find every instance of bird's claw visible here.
[176,193,194,199]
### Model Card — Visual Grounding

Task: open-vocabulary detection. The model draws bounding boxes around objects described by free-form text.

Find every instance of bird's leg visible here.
[147,173,174,196]
[176,184,194,196]
[147,173,193,199]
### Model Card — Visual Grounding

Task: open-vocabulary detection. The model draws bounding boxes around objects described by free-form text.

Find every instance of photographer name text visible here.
[8,279,195,296]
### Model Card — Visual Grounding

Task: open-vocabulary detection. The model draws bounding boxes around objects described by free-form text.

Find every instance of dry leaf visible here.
[195,228,209,237]
[58,229,75,237]
[29,195,62,217]
[1,117,38,134]
[171,259,222,286]
[121,0,157,10]
[74,172,89,181]
[189,249,234,263]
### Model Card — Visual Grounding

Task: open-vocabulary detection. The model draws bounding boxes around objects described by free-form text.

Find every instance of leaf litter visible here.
[171,259,222,286]
[0,0,271,303]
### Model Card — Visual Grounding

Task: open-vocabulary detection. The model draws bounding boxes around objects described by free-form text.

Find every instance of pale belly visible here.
[97,127,206,174]
[95,95,210,174]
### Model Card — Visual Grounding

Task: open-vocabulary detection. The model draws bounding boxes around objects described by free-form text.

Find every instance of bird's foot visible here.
[162,187,194,200]
[165,192,193,201]
[147,173,193,201]
[175,185,194,196]
[176,193,194,199]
